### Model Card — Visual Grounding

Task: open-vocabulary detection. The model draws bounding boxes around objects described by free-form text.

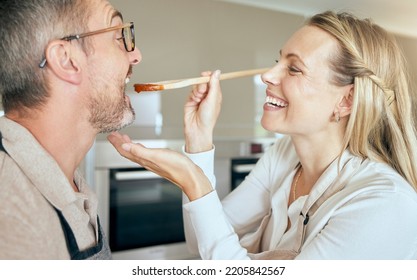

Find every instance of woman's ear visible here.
[44,40,82,85]
[337,84,354,118]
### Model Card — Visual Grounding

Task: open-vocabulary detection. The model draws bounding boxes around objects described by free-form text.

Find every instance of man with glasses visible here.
[0,0,141,259]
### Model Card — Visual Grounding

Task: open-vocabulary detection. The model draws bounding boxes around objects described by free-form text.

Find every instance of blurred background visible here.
[99,0,417,141]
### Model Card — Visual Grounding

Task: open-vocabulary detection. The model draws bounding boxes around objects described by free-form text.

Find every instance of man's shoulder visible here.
[0,151,24,187]
[0,154,46,212]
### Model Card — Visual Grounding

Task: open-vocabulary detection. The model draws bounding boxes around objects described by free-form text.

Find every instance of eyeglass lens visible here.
[123,24,135,52]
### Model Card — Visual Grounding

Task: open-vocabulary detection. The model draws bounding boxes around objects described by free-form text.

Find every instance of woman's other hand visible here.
[107,132,213,201]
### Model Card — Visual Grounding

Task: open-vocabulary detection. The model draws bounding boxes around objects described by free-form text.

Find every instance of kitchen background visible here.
[1,0,417,130]
[1,0,417,260]
[100,0,417,142]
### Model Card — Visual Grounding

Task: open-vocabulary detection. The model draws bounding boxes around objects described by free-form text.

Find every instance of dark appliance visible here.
[230,157,259,190]
[109,167,185,252]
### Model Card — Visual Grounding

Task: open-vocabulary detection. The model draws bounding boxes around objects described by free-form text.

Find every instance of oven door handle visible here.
[114,170,162,180]
[233,164,256,173]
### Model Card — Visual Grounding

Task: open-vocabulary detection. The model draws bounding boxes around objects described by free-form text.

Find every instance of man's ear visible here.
[44,40,82,84]
[337,84,354,118]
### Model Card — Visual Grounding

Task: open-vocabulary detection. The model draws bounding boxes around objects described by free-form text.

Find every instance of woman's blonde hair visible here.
[309,11,417,190]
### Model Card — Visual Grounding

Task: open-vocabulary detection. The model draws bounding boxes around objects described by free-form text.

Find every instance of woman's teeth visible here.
[265,96,288,107]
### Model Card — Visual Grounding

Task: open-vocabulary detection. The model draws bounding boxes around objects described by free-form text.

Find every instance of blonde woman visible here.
[109,11,417,259]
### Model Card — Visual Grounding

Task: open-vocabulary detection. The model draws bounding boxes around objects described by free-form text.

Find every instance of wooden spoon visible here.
[133,67,270,93]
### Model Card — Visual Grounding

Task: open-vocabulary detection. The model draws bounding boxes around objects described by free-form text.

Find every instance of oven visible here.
[230,157,260,190]
[89,140,198,260]
[85,138,274,259]
[109,167,185,252]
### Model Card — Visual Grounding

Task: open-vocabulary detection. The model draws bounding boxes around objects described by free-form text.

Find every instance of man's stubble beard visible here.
[88,78,136,134]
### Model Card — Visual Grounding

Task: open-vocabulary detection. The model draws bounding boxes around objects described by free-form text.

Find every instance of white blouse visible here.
[182,136,417,259]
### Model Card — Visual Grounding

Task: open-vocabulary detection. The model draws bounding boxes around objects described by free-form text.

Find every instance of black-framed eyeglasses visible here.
[39,22,135,68]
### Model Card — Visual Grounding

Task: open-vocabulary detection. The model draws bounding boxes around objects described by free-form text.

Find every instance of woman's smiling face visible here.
[260,25,348,138]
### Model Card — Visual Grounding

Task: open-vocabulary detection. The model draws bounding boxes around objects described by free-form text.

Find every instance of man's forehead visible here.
[96,0,123,24]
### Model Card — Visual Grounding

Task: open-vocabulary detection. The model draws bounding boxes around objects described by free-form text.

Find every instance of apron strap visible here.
[293,157,362,253]
[292,184,340,253]
[55,209,106,260]
[0,131,8,155]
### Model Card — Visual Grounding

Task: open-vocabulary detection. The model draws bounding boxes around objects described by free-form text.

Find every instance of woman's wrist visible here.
[183,165,214,201]
[184,130,213,153]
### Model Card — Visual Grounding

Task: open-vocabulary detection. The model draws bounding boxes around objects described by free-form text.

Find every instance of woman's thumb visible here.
[209,70,221,88]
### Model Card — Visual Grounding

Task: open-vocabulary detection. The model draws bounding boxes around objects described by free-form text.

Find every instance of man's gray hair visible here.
[0,0,92,112]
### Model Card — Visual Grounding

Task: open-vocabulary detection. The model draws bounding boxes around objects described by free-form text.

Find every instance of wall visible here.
[107,0,417,140]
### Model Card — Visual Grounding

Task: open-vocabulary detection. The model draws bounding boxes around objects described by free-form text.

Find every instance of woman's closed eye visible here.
[288,65,302,74]
[274,59,302,75]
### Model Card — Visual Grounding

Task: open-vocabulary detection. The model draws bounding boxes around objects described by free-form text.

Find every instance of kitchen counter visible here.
[92,136,276,169]
[88,136,276,200]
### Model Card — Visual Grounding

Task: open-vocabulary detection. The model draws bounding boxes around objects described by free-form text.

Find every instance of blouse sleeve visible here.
[182,141,283,259]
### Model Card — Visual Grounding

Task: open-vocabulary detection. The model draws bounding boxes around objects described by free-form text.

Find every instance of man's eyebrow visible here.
[111,10,124,22]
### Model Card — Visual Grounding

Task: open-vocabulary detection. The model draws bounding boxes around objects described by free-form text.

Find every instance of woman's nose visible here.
[261,64,281,86]
[129,47,142,65]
